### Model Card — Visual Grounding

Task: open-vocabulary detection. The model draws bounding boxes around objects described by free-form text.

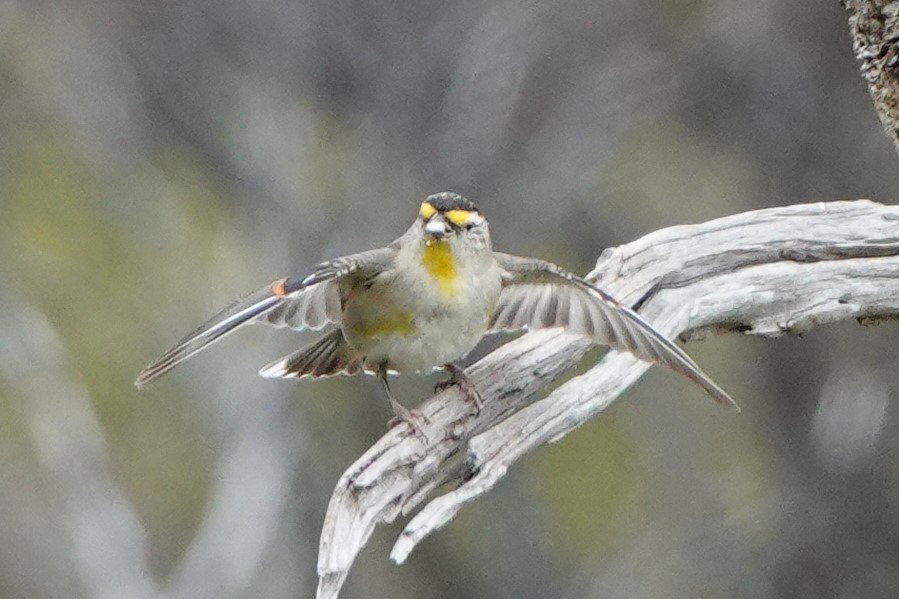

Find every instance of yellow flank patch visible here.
[421,239,457,298]
[419,202,436,220]
[444,209,470,226]
[350,311,415,338]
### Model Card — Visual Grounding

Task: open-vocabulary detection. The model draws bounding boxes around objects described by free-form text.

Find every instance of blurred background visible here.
[1,1,898,598]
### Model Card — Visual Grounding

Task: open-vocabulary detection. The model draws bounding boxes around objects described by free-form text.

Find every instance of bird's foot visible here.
[435,363,483,415]
[387,400,431,439]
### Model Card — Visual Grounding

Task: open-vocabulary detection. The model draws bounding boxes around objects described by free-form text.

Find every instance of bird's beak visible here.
[424,214,450,238]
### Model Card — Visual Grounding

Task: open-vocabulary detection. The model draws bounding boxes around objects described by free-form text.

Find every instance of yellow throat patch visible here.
[421,239,457,298]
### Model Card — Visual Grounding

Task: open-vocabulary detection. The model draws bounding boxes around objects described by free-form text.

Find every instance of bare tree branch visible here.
[317,200,899,599]
[845,1,899,156]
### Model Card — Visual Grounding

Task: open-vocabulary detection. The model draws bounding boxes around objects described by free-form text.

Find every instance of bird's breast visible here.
[339,249,502,372]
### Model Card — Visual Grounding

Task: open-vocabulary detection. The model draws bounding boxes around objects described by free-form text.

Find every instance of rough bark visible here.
[316,200,899,599]
[845,1,899,155]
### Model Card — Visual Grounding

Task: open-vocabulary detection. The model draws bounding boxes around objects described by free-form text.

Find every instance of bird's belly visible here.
[345,307,488,373]
[341,275,497,373]
[387,314,485,371]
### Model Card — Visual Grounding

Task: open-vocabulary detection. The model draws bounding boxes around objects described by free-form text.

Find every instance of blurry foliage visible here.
[533,410,647,562]
[601,121,759,231]
[0,132,230,575]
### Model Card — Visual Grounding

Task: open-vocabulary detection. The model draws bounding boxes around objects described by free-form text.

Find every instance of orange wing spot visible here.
[271,278,288,297]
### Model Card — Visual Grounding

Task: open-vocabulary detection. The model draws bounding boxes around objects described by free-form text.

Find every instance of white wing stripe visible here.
[263,282,339,331]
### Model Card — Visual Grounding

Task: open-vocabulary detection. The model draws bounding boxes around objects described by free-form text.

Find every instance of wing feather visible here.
[491,252,739,411]
[135,247,393,387]
[263,278,340,330]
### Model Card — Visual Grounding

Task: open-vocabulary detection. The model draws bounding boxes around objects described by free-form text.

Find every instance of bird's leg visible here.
[435,362,483,414]
[378,362,430,436]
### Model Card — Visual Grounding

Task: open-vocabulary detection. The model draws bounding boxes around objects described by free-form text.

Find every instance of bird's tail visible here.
[258,329,364,379]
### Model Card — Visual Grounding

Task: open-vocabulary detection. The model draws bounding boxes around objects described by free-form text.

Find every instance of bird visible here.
[135,192,738,430]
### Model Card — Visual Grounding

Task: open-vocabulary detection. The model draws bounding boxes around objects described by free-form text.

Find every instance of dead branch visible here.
[317,200,899,599]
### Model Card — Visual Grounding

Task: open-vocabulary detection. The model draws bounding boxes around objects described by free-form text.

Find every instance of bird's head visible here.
[416,192,489,252]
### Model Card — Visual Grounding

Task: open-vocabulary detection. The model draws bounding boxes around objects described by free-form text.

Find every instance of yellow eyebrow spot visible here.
[419,202,436,220]
[444,209,471,226]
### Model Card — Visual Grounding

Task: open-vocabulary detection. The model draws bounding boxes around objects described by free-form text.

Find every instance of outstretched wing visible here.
[134,248,394,388]
[490,252,739,411]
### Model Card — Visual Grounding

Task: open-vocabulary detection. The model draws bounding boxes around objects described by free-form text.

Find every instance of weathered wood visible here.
[317,200,899,599]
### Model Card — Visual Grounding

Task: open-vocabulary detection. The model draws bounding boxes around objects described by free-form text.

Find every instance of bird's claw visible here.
[387,401,431,439]
[436,364,484,415]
